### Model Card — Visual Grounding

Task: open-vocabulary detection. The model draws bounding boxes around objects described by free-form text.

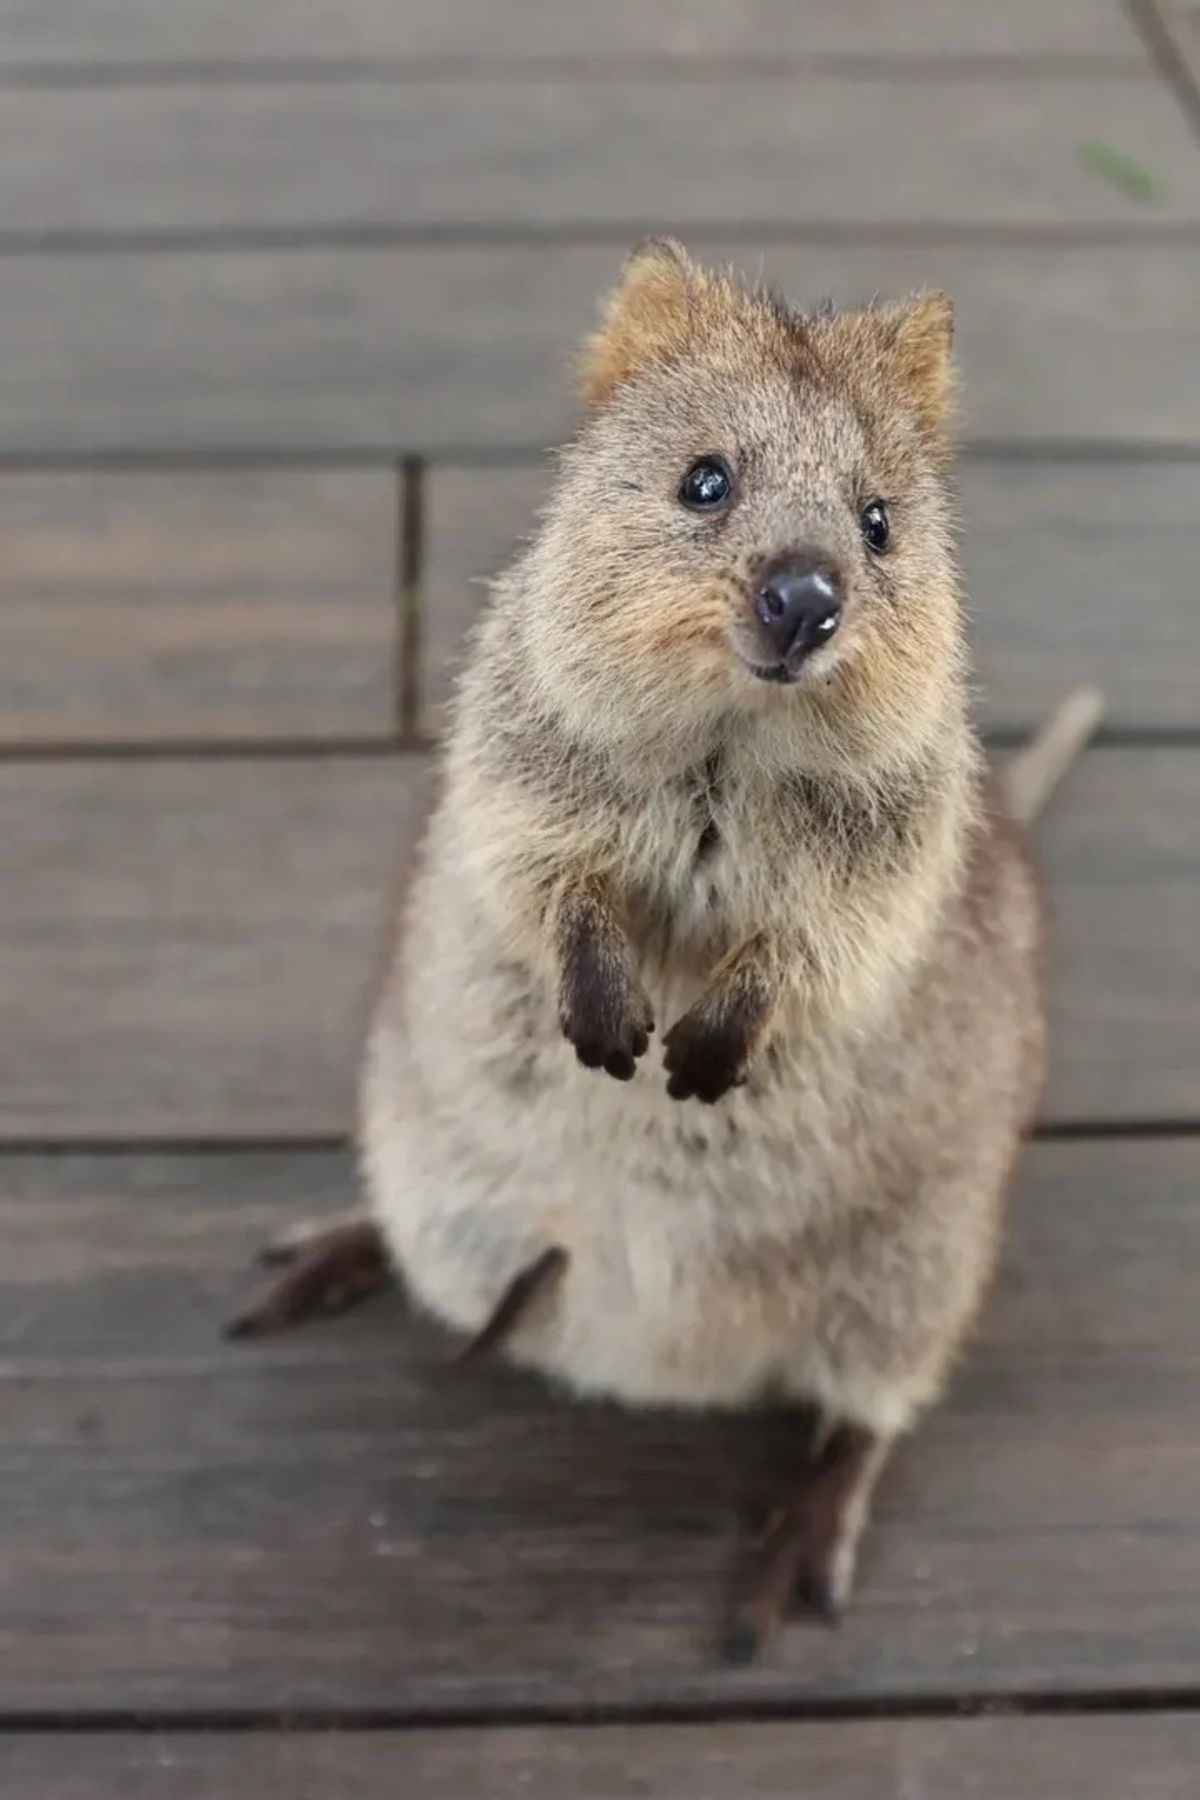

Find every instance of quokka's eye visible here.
[679,456,734,511]
[860,498,890,552]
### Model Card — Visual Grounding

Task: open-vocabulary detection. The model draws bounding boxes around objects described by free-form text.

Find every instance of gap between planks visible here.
[1,1121,1198,1156]
[2,440,1200,471]
[0,53,1154,90]
[4,222,1200,255]
[0,728,1197,763]
[0,1685,1199,1734]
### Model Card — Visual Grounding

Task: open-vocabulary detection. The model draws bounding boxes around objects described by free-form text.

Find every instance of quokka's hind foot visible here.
[225,1213,391,1340]
[724,1420,888,1665]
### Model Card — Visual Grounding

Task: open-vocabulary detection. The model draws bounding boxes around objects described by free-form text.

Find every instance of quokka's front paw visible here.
[560,955,654,1081]
[663,999,753,1104]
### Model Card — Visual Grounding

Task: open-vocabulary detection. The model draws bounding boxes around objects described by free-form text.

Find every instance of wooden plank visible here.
[0,469,397,743]
[966,460,1200,732]
[0,1148,358,1362]
[0,748,1194,1136]
[420,461,1200,734]
[1039,751,1198,1122]
[0,1717,1197,1798]
[3,243,1200,456]
[0,1,1146,66]
[361,1717,1200,1798]
[5,1135,1198,1363]
[419,465,542,728]
[0,1139,1197,1710]
[4,78,1192,234]
[0,757,432,1138]
[1151,2,1200,88]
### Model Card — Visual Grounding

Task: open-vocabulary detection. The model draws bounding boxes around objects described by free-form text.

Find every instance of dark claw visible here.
[223,1311,260,1342]
[801,1571,842,1626]
[256,1240,299,1269]
[661,1013,748,1106]
[561,991,653,1081]
[722,1621,762,1667]
[667,1067,726,1105]
[738,1497,774,1538]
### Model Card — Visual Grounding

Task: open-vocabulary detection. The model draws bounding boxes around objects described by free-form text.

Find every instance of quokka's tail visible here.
[1001,687,1105,825]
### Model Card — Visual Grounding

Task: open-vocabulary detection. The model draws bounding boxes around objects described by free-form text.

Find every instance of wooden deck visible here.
[1,2,1198,1792]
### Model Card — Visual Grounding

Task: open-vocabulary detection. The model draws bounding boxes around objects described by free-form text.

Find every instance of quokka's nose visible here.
[755,552,843,668]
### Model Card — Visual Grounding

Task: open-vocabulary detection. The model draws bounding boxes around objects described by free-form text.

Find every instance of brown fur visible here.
[553,873,655,1079]
[662,933,778,1103]
[357,242,1085,1659]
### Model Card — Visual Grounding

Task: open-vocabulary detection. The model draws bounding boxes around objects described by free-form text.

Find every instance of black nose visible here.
[755,553,843,668]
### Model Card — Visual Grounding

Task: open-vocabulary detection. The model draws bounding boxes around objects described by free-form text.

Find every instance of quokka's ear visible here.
[578,238,701,407]
[880,292,956,439]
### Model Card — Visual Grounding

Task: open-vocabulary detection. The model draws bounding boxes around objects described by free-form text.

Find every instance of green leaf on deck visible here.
[1079,140,1162,204]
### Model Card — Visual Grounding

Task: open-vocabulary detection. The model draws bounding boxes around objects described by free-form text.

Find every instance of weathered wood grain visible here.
[0,469,397,742]
[366,1716,1200,1799]
[0,748,1193,1136]
[3,242,1198,458]
[0,1716,1196,1798]
[0,757,431,1138]
[965,460,1200,732]
[0,0,1146,66]
[418,464,542,727]
[0,1149,358,1362]
[0,1139,1196,1710]
[0,0,1189,1765]
[1150,1,1200,89]
[419,460,1200,732]
[4,77,1191,234]
[1038,751,1199,1121]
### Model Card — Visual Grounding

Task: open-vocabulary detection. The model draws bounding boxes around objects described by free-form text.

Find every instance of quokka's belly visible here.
[357,878,1027,1415]
[358,1006,838,1407]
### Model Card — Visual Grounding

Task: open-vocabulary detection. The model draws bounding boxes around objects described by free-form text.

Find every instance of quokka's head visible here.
[523,239,965,760]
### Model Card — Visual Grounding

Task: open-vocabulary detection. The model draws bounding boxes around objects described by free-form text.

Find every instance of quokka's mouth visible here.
[735,646,839,688]
[741,658,797,685]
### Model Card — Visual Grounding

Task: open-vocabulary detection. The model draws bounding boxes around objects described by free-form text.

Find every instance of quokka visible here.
[232,240,1101,1660]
